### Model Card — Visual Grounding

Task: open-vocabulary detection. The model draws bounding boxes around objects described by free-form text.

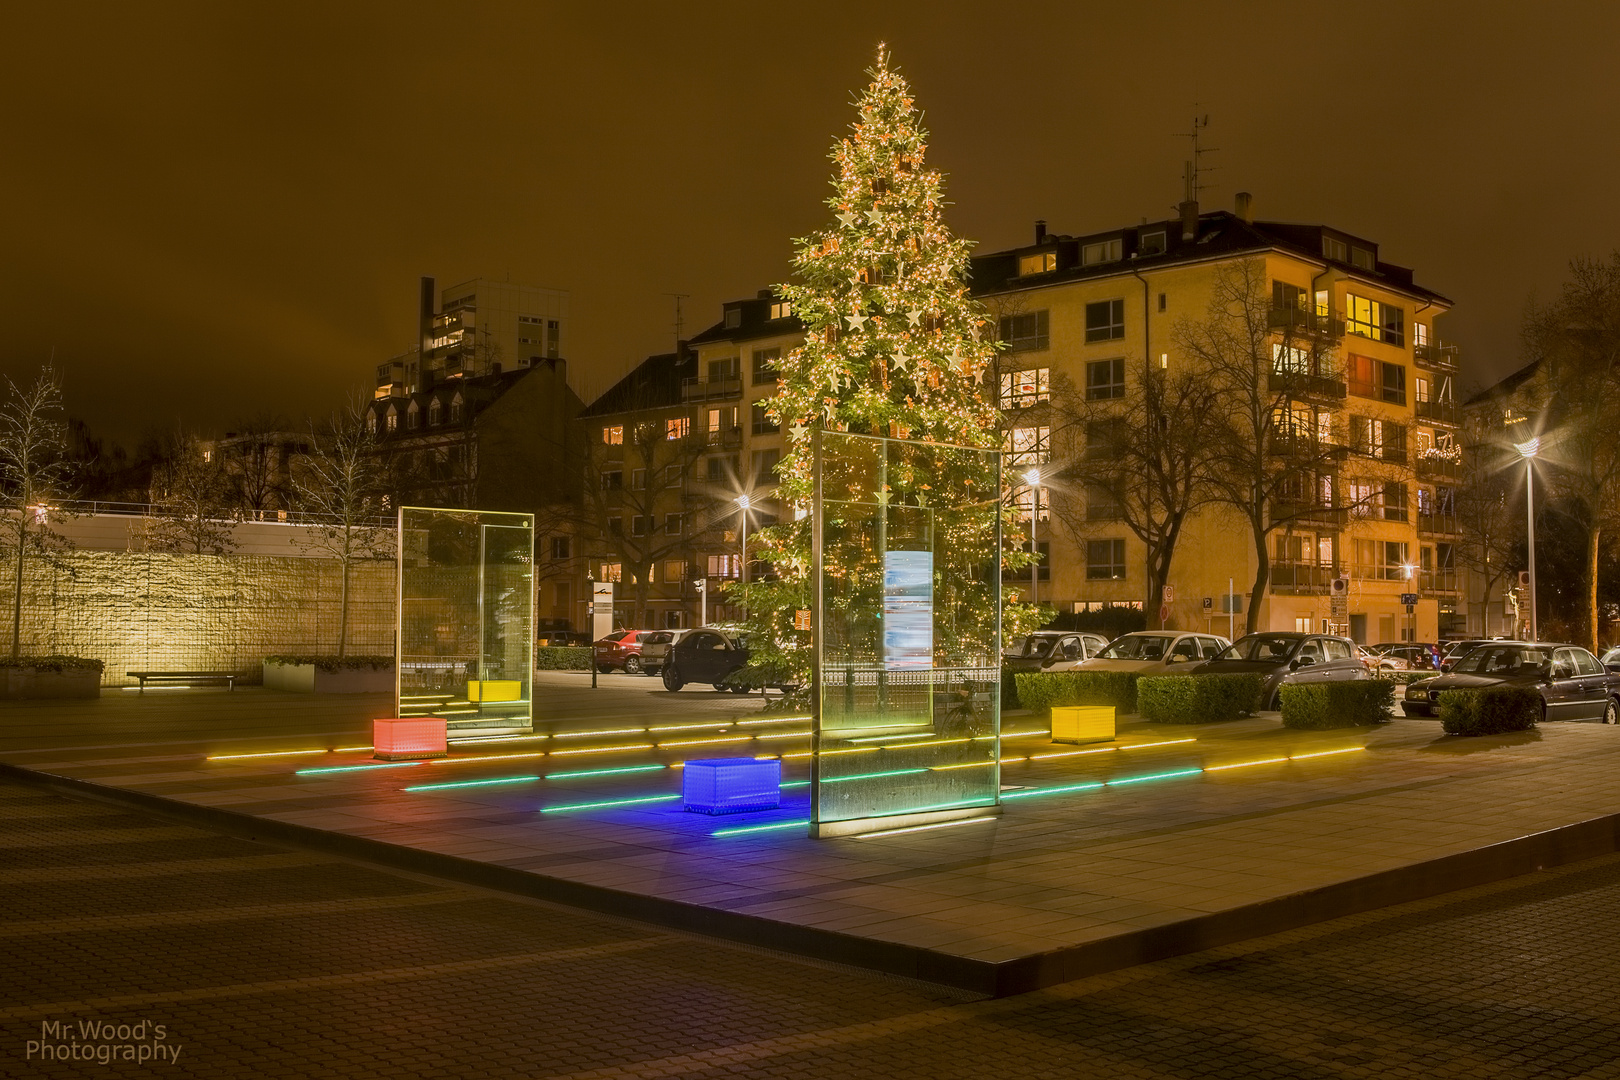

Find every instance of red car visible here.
[593,630,650,674]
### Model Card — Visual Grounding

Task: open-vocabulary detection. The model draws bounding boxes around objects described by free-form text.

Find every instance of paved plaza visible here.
[4,769,1620,1078]
[3,674,1619,999]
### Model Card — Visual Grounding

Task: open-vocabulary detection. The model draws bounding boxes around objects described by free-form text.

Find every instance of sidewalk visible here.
[4,677,1618,995]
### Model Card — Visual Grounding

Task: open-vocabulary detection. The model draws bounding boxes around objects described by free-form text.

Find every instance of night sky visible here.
[5,1,1617,445]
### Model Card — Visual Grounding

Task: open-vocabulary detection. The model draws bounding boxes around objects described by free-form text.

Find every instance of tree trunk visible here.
[337,557,350,659]
[10,514,26,661]
[1588,524,1602,653]
[1245,517,1269,636]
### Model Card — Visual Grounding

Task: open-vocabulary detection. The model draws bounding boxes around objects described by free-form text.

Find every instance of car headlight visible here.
[1405,686,1428,699]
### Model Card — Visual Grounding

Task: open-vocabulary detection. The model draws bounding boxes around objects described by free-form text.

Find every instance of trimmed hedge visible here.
[263,654,393,673]
[1136,673,1263,724]
[1439,687,1542,735]
[1014,671,1141,714]
[536,647,593,671]
[0,655,103,673]
[1374,671,1436,686]
[1279,681,1394,729]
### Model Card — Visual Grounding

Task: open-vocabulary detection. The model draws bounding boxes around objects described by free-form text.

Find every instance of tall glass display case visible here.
[397,507,534,735]
[811,431,1002,837]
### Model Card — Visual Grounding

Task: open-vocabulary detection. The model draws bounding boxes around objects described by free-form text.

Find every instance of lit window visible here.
[768,301,793,320]
[665,559,686,581]
[603,425,624,445]
[1006,426,1050,466]
[1345,293,1404,346]
[1018,252,1056,275]
[428,401,442,425]
[449,397,463,422]
[385,412,398,431]
[599,563,622,583]
[708,554,739,579]
[666,417,690,440]
[1082,238,1122,265]
[999,368,1050,408]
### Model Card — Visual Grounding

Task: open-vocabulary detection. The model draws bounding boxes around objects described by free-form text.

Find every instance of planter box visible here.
[374,716,447,761]
[1051,705,1115,744]
[1,667,101,700]
[263,662,394,694]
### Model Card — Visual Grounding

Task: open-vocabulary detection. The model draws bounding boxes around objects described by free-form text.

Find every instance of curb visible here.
[6,761,1618,997]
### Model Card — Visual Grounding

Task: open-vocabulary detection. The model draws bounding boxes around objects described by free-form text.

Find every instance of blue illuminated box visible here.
[683,758,781,815]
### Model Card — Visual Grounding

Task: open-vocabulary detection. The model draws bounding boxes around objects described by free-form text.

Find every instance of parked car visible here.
[1003,631,1109,674]
[637,629,687,674]
[1188,632,1368,711]
[1602,646,1620,670]
[661,626,796,693]
[1400,642,1620,723]
[1438,639,1498,672]
[1374,643,1442,671]
[593,629,650,674]
[1078,631,1230,676]
[1359,646,1405,672]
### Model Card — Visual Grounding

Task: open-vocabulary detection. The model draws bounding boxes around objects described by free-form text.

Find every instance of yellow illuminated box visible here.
[467,680,522,703]
[1051,705,1115,745]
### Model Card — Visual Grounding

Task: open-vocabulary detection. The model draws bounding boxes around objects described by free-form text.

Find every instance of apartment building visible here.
[972,196,1463,642]
[376,276,571,398]
[572,292,800,632]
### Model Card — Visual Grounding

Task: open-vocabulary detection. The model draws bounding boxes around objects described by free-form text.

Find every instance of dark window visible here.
[751,403,778,435]
[752,448,780,486]
[1086,539,1127,580]
[1383,482,1408,522]
[1140,232,1167,257]
[550,536,570,560]
[1157,292,1167,312]
[1381,363,1406,405]
[1085,357,1125,400]
[1084,418,1126,461]
[601,471,622,490]
[706,454,738,483]
[999,310,1049,351]
[1085,299,1125,342]
[1085,483,1123,521]
[751,348,780,385]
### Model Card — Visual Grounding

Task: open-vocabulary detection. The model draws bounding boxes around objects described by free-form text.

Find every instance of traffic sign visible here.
[794,609,812,631]
[1202,597,1213,612]
[1162,585,1175,603]
[1400,592,1419,606]
[1159,604,1170,623]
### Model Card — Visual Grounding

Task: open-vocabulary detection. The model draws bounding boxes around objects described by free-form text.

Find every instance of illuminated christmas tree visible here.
[735,47,1035,696]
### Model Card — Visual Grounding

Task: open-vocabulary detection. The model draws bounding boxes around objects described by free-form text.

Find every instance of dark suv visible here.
[1188,632,1368,711]
[661,627,796,694]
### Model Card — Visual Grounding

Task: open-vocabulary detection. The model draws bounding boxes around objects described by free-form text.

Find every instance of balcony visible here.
[706,426,742,449]
[1270,434,1350,461]
[1415,453,1461,480]
[1268,306,1345,339]
[1414,341,1460,374]
[1420,569,1459,594]
[1270,561,1337,594]
[1414,399,1460,426]
[1267,370,1348,401]
[1418,511,1460,537]
[1272,502,1349,527]
[682,376,742,401]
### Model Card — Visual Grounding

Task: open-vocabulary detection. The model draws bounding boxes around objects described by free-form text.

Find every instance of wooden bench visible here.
[125,671,238,693]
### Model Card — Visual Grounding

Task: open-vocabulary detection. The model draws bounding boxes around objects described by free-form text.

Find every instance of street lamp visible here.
[735,494,752,619]
[1023,467,1042,606]
[1516,437,1540,641]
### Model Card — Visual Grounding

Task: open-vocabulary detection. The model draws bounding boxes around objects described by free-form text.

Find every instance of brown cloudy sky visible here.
[3,1,1617,445]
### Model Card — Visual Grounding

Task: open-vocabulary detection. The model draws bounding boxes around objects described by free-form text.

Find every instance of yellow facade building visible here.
[974,197,1462,643]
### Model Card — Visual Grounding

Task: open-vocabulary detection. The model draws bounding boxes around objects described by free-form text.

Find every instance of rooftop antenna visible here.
[665,292,689,356]
[1173,111,1218,206]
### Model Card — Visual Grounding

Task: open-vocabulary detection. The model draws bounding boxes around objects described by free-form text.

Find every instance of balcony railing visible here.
[1420,569,1459,593]
[1268,306,1345,339]
[682,376,742,401]
[1414,399,1459,426]
[1416,454,1461,480]
[1414,341,1460,373]
[1272,502,1349,527]
[1418,512,1460,536]
[1270,561,1337,594]
[1267,370,1348,401]
[706,426,742,449]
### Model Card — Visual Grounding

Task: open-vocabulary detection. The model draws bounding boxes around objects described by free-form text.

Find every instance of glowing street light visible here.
[1516,437,1540,641]
[1023,468,1043,606]
[735,494,752,618]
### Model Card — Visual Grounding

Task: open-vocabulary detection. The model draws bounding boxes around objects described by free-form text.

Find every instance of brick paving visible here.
[4,774,1620,1078]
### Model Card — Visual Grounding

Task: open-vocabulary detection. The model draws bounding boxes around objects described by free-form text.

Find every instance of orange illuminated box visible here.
[373,717,448,761]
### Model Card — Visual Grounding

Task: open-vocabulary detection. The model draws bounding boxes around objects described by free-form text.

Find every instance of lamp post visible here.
[1023,467,1042,606]
[735,494,751,619]
[1516,437,1540,641]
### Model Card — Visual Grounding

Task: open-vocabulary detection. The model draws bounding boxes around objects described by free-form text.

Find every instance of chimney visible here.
[1035,219,1047,244]
[1178,200,1199,242]
[418,276,436,359]
[419,276,436,320]
[1235,191,1253,224]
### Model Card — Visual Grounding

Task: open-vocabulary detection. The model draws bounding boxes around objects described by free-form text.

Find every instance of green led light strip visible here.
[545,764,668,780]
[297,761,426,776]
[712,819,811,837]
[405,775,539,792]
[819,767,930,784]
[539,793,682,814]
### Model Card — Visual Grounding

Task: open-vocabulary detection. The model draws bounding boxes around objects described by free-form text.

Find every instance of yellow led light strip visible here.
[655,735,753,749]
[548,743,656,756]
[1204,756,1290,772]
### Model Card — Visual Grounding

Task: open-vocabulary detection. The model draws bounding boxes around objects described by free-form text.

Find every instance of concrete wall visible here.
[3,549,394,685]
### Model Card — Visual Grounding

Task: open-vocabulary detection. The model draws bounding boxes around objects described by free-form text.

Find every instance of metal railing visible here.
[681,376,742,401]
[1418,512,1460,536]
[1416,455,1461,480]
[1415,399,1459,425]
[1268,306,1345,338]
[1270,561,1337,593]
[28,500,394,529]
[1414,341,1460,372]
[1267,371,1348,400]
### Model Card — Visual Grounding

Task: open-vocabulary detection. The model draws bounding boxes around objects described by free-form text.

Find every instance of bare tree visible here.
[224,412,296,517]
[0,368,75,660]
[1521,253,1620,650]
[145,430,237,555]
[1176,260,1385,634]
[291,402,393,658]
[1049,356,1221,627]
[580,416,725,630]
[1455,409,1525,635]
